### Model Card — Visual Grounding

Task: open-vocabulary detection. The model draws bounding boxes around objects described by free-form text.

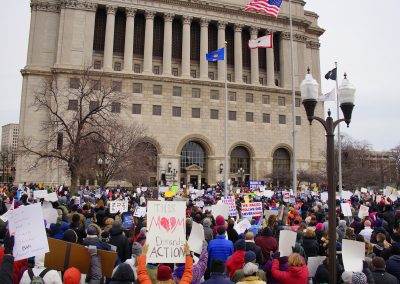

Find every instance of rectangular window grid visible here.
[228,91,236,102]
[296,116,301,125]
[172,106,181,117]
[192,88,201,99]
[278,96,285,106]
[111,102,121,113]
[229,111,236,121]
[153,85,162,95]
[246,112,254,122]
[192,108,200,118]
[210,109,219,119]
[279,114,286,124]
[245,93,254,103]
[263,113,270,123]
[262,95,270,104]
[133,83,142,93]
[152,105,162,116]
[173,86,182,97]
[133,64,141,73]
[132,104,141,114]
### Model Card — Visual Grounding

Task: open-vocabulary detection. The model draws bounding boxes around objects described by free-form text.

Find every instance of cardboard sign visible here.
[279,230,297,257]
[241,202,263,218]
[42,201,58,228]
[221,196,237,216]
[188,221,205,254]
[341,203,353,217]
[283,192,290,203]
[234,218,251,235]
[358,205,369,219]
[320,192,328,203]
[211,204,230,219]
[262,190,274,198]
[34,190,48,199]
[44,192,58,202]
[361,187,368,193]
[342,239,365,272]
[195,201,205,208]
[109,200,128,214]
[341,190,353,200]
[134,206,147,217]
[44,238,117,277]
[147,201,186,263]
[9,203,49,261]
[308,256,326,277]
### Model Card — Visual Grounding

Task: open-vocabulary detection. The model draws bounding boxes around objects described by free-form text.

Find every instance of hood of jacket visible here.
[288,264,308,277]
[110,226,123,236]
[112,263,135,282]
[389,255,400,262]
[216,215,225,226]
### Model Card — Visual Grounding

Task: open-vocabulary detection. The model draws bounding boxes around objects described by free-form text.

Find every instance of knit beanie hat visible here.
[235,239,246,251]
[87,225,98,236]
[364,220,371,227]
[352,272,367,284]
[64,267,81,284]
[243,262,259,276]
[203,218,211,227]
[157,265,172,281]
[244,251,256,263]
[131,242,142,257]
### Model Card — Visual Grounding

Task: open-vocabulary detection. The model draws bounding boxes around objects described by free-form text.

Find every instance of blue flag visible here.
[206,48,224,62]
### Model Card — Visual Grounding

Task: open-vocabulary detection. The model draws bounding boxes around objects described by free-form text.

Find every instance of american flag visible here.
[244,0,283,18]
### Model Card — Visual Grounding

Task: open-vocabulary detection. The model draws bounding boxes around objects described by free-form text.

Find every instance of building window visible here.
[227,74,232,82]
[68,100,78,111]
[180,141,206,174]
[173,86,182,97]
[134,64,141,73]
[262,95,270,104]
[190,70,197,78]
[92,80,101,91]
[192,108,200,118]
[152,105,162,116]
[153,85,162,95]
[172,68,179,76]
[245,93,254,103]
[279,114,286,124]
[112,81,122,92]
[259,77,264,85]
[93,61,102,70]
[133,83,142,93]
[228,91,236,102]
[153,66,160,75]
[210,90,219,100]
[172,106,181,117]
[69,78,80,89]
[192,88,201,98]
[114,62,122,71]
[246,112,254,122]
[208,72,215,80]
[273,148,290,171]
[229,111,236,121]
[278,96,285,106]
[230,146,250,174]
[243,75,248,84]
[89,101,100,112]
[111,102,121,113]
[296,116,301,125]
[262,113,270,123]
[295,98,301,107]
[210,109,219,119]
[132,104,141,114]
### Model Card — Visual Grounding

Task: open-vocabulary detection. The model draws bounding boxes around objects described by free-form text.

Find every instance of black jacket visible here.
[372,268,399,284]
[227,227,239,244]
[245,241,264,266]
[110,262,135,284]
[302,236,320,258]
[0,255,13,284]
[109,227,130,262]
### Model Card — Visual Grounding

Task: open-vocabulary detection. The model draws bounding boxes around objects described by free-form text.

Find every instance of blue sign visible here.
[249,181,264,189]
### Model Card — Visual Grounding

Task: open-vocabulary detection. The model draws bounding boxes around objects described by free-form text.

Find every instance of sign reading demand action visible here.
[241,202,263,217]
[146,201,186,263]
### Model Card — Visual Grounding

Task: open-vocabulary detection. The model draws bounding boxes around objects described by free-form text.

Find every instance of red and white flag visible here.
[248,34,273,49]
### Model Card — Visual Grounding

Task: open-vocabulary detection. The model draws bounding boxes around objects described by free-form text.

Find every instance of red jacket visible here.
[225,250,245,279]
[271,259,309,284]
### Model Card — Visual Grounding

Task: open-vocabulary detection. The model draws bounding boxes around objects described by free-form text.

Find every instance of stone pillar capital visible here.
[280,31,291,40]
[106,5,117,15]
[250,27,259,37]
[182,15,193,25]
[164,13,175,22]
[235,24,243,33]
[218,21,227,29]
[145,10,155,19]
[126,8,136,17]
[266,28,275,34]
[200,18,210,27]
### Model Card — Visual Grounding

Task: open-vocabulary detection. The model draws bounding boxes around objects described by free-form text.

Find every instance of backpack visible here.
[28,268,51,284]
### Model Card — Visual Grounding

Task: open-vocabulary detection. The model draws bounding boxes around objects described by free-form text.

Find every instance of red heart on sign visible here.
[160,217,170,232]
[170,217,177,232]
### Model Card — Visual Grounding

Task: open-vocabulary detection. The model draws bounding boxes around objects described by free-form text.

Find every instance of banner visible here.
[241,202,262,218]
[147,201,186,263]
[211,204,230,219]
[42,201,58,228]
[341,203,352,217]
[34,190,48,199]
[221,196,237,216]
[188,221,205,254]
[109,200,128,214]
[234,218,251,235]
[249,181,264,189]
[358,205,369,219]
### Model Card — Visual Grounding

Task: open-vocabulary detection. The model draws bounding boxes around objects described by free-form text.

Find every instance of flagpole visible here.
[336,61,343,198]
[289,0,297,195]
[224,42,229,196]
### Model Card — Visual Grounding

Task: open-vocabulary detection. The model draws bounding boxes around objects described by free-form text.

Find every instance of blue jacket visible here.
[248,217,263,237]
[386,255,400,281]
[49,221,70,240]
[207,236,234,269]
[204,273,235,284]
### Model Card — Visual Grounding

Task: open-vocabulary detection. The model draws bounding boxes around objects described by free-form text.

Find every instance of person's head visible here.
[202,218,211,227]
[245,231,254,241]
[244,251,256,263]
[227,219,235,229]
[217,226,226,236]
[288,253,303,267]
[210,259,225,274]
[235,239,246,251]
[63,267,81,284]
[376,232,386,242]
[242,262,259,276]
[72,214,80,224]
[372,256,386,270]
[305,229,316,238]
[262,227,273,237]
[157,265,173,283]
[364,220,371,227]
[132,242,142,258]
[112,263,135,282]
[250,219,256,225]
[86,225,98,236]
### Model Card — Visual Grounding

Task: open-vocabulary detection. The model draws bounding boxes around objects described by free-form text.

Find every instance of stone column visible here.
[234,24,243,83]
[266,30,275,86]
[217,22,226,81]
[123,8,136,72]
[143,10,155,74]
[103,5,117,72]
[250,27,259,85]
[181,16,192,78]
[280,31,291,88]
[200,18,209,80]
[162,13,174,76]
[55,5,66,66]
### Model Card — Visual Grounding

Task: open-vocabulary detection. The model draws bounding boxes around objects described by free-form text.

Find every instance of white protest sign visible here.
[134,206,147,217]
[265,210,279,220]
[195,201,205,208]
[44,192,58,202]
[234,218,251,235]
[211,204,230,219]
[42,201,58,228]
[147,201,186,263]
[263,190,274,198]
[221,196,237,216]
[283,191,290,203]
[320,192,328,203]
[342,190,353,200]
[307,256,326,277]
[341,203,353,217]
[358,205,369,219]
[188,221,205,254]
[384,186,393,196]
[109,200,128,214]
[376,195,382,203]
[279,230,297,257]
[9,203,49,261]
[361,187,368,193]
[33,190,48,199]
[241,202,263,218]
[389,193,398,202]
[158,186,169,193]
[342,239,365,272]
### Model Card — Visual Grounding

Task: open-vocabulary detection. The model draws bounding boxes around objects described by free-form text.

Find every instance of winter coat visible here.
[370,227,391,244]
[264,257,288,284]
[173,247,208,284]
[49,221,70,240]
[386,255,400,281]
[19,254,63,284]
[254,235,278,261]
[227,227,239,244]
[203,272,235,284]
[271,259,309,284]
[233,269,266,283]
[245,241,264,266]
[371,268,399,284]
[314,260,343,284]
[109,226,130,262]
[204,225,214,243]
[302,236,320,258]
[0,254,13,284]
[0,247,28,284]
[208,236,234,269]
[226,250,246,279]
[236,276,266,284]
[359,227,373,242]
[83,236,112,251]
[87,255,103,284]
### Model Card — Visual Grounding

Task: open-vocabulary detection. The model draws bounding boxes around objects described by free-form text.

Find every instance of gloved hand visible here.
[142,244,149,255]
[184,242,191,256]
[4,233,14,255]
[270,251,280,259]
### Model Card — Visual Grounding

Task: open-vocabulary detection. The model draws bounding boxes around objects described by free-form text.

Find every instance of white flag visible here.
[317,88,336,102]
[248,34,273,49]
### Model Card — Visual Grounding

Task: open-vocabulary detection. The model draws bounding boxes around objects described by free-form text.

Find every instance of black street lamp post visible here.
[300,69,356,284]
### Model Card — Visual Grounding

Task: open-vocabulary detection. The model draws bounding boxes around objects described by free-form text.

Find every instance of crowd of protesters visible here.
[0,183,400,284]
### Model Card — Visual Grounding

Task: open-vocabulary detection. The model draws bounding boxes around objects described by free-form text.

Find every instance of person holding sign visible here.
[271,253,309,284]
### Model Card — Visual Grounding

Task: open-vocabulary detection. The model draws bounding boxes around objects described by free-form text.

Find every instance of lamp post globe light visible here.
[300,68,356,284]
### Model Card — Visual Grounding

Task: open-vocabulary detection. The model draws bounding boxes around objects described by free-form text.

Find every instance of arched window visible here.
[273,148,290,170]
[230,146,250,173]
[180,142,206,173]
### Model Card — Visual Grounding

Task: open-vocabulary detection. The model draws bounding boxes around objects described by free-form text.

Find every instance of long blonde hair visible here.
[288,253,304,267]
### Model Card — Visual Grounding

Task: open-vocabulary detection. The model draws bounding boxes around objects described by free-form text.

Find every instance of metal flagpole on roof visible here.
[224,42,229,196]
[289,0,297,195]
[336,61,343,198]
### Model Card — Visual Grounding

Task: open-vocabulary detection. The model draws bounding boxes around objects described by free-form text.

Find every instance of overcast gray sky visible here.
[0,1,399,151]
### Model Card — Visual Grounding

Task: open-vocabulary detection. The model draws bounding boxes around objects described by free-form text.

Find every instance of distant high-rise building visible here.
[1,123,19,182]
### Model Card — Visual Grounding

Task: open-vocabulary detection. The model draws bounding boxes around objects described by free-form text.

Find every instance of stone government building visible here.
[16,0,326,187]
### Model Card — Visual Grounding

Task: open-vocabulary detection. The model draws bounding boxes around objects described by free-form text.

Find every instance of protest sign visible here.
[44,192,58,202]
[45,238,117,277]
[109,200,128,214]
[342,239,365,272]
[320,192,328,203]
[341,190,353,200]
[341,203,353,217]
[249,180,264,189]
[262,190,274,198]
[211,204,230,219]
[9,203,49,261]
[122,213,135,229]
[188,221,205,254]
[264,210,279,220]
[42,201,58,228]
[307,256,326,277]
[221,196,237,216]
[283,192,290,203]
[384,186,393,196]
[389,193,398,202]
[375,195,382,203]
[234,218,251,235]
[279,230,297,257]
[358,205,369,219]
[159,186,169,193]
[34,190,48,199]
[147,201,186,263]
[134,206,147,217]
[195,201,205,208]
[361,187,368,193]
[241,202,262,218]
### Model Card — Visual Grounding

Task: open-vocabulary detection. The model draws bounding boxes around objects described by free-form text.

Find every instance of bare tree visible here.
[20,67,125,193]
[391,144,400,187]
[297,169,326,188]
[0,147,15,183]
[265,168,291,188]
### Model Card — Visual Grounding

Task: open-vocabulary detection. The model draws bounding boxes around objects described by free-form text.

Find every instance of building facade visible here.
[1,123,19,182]
[17,0,326,187]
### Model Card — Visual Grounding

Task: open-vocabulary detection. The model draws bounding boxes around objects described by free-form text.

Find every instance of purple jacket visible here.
[173,247,208,284]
